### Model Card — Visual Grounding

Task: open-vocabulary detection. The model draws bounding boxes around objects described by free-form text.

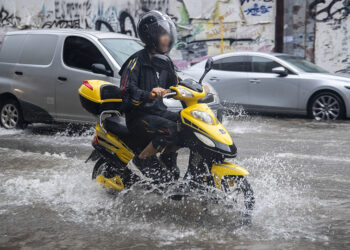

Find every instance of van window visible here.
[0,35,26,63]
[63,36,111,72]
[19,34,58,65]
[99,38,143,66]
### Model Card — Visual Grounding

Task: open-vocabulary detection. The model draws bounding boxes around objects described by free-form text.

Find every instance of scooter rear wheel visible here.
[92,158,110,180]
[92,158,125,180]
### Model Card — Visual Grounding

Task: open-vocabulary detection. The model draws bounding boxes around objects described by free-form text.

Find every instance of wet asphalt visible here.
[0,116,349,249]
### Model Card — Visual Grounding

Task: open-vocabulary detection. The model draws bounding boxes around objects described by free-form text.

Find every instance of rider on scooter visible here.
[119,10,180,182]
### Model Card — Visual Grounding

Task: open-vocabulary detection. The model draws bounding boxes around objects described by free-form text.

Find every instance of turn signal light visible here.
[93,134,98,145]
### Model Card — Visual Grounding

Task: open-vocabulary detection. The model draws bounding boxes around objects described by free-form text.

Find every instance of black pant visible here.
[126,110,179,152]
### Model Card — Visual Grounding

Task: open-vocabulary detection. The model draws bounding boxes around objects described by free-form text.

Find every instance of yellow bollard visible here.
[219,16,224,54]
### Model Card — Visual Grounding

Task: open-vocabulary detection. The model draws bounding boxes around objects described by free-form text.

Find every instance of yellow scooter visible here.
[79,57,254,212]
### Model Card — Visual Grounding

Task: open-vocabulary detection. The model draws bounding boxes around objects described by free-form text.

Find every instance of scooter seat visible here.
[104,116,130,138]
[103,116,143,154]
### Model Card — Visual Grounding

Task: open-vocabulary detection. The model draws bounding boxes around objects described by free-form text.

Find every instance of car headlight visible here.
[194,132,215,147]
[191,110,215,125]
[178,87,194,97]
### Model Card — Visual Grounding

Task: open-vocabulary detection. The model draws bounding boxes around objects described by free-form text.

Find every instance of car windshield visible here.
[99,38,143,66]
[277,55,328,73]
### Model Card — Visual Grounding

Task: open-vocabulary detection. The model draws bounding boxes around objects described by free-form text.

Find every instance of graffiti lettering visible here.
[0,0,276,68]
[139,0,170,14]
[93,3,137,37]
[135,0,177,23]
[54,1,92,20]
[95,20,114,32]
[95,11,137,37]
[42,0,91,29]
[95,0,173,37]
[244,3,272,16]
[0,7,21,27]
[42,19,81,28]
[309,0,350,22]
[119,11,137,36]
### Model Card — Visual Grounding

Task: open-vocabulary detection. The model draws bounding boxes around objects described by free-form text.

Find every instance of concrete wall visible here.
[3,0,350,73]
[311,0,350,73]
[0,0,276,68]
[284,0,350,73]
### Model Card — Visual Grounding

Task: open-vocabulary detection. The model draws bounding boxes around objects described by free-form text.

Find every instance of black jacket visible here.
[119,49,178,115]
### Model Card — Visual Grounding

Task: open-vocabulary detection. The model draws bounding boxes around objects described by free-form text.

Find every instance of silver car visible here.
[184,52,350,120]
[0,29,221,129]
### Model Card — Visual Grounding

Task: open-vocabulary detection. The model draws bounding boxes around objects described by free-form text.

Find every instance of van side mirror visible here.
[91,63,113,77]
[199,57,214,85]
[272,66,288,77]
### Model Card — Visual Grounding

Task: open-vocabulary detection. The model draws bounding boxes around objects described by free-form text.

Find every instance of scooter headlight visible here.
[194,132,215,147]
[178,87,194,97]
[191,110,215,125]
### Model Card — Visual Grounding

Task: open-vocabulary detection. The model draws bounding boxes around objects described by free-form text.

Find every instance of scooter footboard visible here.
[96,175,125,191]
[211,162,249,190]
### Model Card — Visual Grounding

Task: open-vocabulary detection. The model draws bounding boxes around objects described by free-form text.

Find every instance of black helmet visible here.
[137,10,177,54]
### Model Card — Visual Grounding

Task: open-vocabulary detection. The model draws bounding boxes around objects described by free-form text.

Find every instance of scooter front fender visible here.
[211,162,249,189]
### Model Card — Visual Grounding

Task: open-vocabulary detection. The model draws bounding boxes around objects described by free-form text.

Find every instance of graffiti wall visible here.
[0,0,276,68]
[310,0,350,73]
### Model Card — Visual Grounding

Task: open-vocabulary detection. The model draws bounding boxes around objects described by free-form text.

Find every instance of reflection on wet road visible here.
[1,117,349,249]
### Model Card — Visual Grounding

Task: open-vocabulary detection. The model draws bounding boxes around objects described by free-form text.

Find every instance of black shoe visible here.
[126,157,154,182]
[159,152,180,181]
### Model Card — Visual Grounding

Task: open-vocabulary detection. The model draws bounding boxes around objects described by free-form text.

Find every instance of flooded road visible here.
[0,116,349,249]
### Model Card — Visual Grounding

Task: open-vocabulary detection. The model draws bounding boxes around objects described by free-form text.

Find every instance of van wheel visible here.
[0,99,26,129]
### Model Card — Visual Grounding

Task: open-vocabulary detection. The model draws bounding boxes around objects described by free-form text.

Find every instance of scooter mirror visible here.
[205,57,214,72]
[199,57,214,85]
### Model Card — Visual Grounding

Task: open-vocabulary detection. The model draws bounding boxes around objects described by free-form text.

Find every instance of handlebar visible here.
[150,89,176,99]
[163,91,177,98]
[151,92,157,98]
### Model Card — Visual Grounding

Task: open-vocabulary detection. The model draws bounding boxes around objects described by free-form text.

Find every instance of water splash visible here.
[1,118,341,247]
[0,147,326,245]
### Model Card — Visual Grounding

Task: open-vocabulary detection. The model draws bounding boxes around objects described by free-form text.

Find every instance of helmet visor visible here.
[148,18,177,53]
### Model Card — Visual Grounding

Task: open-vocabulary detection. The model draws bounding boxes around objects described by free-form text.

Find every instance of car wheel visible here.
[309,92,345,121]
[0,99,26,129]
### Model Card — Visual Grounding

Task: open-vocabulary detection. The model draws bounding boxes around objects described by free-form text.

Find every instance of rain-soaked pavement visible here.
[0,116,349,249]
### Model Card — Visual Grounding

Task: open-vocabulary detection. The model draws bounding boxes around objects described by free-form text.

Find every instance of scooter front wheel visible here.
[222,177,255,213]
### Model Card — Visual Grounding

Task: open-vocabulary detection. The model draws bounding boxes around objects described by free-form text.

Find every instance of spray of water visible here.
[0,147,325,245]
[0,117,334,247]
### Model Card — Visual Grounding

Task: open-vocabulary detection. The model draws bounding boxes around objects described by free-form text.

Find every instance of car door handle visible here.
[249,79,261,84]
[209,77,220,81]
[58,76,67,81]
[14,71,23,76]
